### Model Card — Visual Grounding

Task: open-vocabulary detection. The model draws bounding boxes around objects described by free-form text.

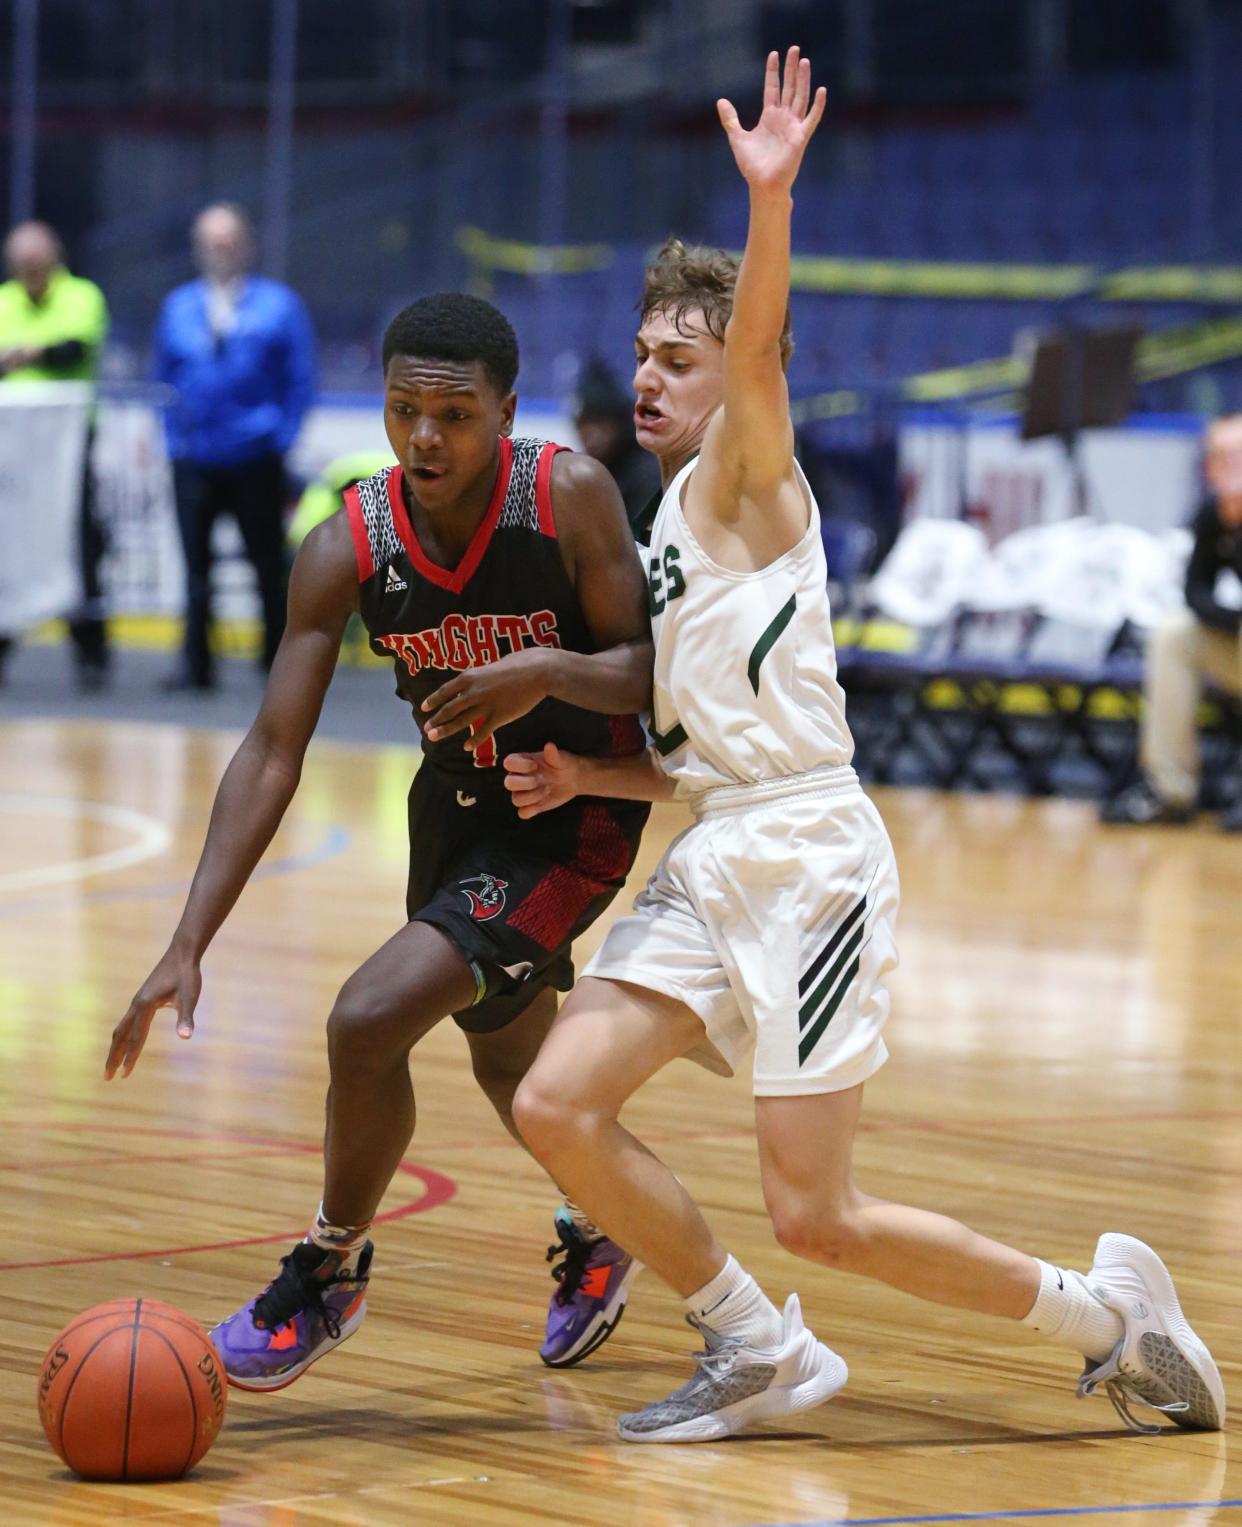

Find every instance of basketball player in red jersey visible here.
[106,294,651,1388]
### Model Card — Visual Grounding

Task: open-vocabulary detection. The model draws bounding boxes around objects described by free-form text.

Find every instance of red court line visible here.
[0,1124,456,1272]
[3,1102,1233,1270]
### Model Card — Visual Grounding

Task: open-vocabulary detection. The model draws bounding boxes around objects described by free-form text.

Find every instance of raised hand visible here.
[717,46,827,194]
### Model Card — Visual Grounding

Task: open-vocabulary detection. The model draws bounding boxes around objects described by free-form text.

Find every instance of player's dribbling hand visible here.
[105,949,202,1080]
[422,648,551,750]
[717,46,827,194]
[504,743,581,818]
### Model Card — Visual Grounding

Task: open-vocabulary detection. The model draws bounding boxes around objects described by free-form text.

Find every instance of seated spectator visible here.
[1102,413,1242,831]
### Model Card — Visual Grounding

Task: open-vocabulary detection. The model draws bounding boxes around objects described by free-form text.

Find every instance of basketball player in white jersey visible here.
[504,48,1223,1443]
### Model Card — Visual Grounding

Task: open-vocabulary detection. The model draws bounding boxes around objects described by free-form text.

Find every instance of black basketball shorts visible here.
[405,763,650,1034]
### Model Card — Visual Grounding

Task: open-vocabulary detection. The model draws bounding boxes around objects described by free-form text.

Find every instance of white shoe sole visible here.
[541,1259,642,1368]
[220,1302,368,1393]
[1092,1233,1225,1431]
[617,1341,848,1443]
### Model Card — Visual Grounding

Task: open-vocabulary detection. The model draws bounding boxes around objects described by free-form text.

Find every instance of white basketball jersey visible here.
[644,454,854,794]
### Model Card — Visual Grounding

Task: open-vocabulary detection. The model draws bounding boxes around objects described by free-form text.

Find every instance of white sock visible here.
[684,1255,784,1349]
[1021,1260,1123,1363]
[562,1196,603,1243]
[306,1203,371,1273]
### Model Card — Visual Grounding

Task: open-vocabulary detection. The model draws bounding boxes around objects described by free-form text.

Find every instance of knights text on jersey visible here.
[643,455,854,793]
[344,437,644,786]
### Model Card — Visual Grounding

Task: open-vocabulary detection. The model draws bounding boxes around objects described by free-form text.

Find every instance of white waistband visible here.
[689,763,859,819]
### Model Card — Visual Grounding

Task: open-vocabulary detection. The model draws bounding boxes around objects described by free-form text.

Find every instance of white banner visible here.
[92,393,182,615]
[0,385,91,636]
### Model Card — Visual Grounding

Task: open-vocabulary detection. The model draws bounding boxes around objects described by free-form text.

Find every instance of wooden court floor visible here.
[1,716,1237,1526]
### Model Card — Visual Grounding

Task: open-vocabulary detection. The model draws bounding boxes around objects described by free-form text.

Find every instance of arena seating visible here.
[838,516,1242,796]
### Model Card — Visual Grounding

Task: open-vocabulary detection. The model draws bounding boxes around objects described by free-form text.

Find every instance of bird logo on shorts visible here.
[459,873,509,921]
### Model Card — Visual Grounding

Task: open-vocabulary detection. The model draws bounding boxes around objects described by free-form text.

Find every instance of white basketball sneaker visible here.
[617,1292,848,1443]
[1077,1233,1224,1433]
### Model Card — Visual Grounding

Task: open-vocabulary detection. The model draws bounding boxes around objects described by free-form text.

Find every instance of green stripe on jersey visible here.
[747,594,797,695]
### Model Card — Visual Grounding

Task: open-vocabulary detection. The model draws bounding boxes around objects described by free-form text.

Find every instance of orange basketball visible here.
[37,1297,227,1481]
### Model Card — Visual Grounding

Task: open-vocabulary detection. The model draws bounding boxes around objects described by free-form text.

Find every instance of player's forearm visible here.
[169,735,301,960]
[576,747,676,803]
[728,188,793,357]
[542,640,653,717]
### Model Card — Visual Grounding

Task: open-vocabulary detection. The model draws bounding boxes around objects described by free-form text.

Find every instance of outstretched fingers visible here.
[763,49,781,109]
[781,46,800,110]
[803,83,828,140]
[792,54,811,118]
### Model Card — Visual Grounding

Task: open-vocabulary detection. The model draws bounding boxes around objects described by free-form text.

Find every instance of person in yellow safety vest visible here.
[287,449,394,663]
[0,221,110,688]
[287,449,395,547]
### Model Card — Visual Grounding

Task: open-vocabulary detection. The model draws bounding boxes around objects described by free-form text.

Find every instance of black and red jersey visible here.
[344,436,645,788]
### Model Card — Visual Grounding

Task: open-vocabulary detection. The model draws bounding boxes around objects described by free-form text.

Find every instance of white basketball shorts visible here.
[584,765,900,1097]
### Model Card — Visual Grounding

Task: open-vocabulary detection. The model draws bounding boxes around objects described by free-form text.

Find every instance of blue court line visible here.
[0,824,350,918]
[758,1502,1242,1527]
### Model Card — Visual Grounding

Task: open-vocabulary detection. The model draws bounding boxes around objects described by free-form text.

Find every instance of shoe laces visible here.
[684,1313,743,1381]
[546,1223,592,1307]
[253,1246,344,1340]
[1077,1339,1190,1435]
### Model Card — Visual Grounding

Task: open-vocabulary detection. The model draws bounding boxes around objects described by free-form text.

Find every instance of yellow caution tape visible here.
[456,225,615,277]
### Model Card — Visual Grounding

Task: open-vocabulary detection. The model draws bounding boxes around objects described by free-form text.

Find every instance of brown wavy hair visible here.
[639,238,794,369]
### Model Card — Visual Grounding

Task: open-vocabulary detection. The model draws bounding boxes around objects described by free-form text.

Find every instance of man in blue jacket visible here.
[153,203,316,690]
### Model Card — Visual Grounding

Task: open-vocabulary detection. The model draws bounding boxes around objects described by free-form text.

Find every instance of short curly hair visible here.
[639,238,794,369]
[382,293,520,396]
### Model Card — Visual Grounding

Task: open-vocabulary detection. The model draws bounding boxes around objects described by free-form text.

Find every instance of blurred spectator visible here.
[153,203,316,691]
[1102,413,1242,831]
[286,450,394,549]
[573,357,661,542]
[286,450,394,663]
[0,221,109,688]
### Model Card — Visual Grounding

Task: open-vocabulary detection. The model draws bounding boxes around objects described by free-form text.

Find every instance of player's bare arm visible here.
[504,741,675,819]
[105,514,356,1079]
[422,451,652,749]
[685,46,827,564]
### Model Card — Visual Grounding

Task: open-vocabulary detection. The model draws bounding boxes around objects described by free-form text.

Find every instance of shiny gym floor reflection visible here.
[1,718,1236,1525]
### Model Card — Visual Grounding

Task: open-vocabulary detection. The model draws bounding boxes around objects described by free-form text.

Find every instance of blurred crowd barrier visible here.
[0,384,1206,653]
[0,388,569,640]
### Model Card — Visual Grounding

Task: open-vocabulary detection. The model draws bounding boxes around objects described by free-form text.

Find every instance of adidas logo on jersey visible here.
[385,563,408,594]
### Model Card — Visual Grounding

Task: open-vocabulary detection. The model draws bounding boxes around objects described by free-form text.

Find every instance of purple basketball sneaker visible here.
[210,1240,373,1391]
[541,1208,639,1367]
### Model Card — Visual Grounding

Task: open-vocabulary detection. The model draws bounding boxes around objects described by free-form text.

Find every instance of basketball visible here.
[37,1298,227,1481]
